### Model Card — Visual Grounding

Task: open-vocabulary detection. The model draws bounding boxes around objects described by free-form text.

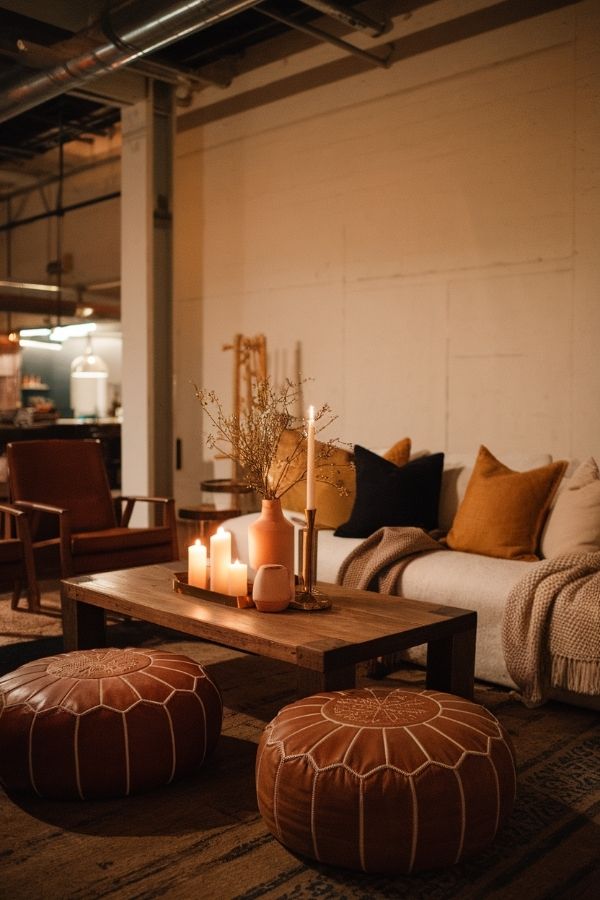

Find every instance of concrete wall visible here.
[173,0,600,506]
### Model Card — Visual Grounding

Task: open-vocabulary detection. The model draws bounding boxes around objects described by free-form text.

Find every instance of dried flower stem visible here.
[194,377,347,500]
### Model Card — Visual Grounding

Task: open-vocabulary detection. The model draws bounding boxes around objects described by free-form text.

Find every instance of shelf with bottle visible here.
[21,375,49,390]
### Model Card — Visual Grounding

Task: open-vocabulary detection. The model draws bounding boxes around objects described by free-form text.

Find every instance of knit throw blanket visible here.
[502,551,600,706]
[337,528,600,706]
[336,526,443,594]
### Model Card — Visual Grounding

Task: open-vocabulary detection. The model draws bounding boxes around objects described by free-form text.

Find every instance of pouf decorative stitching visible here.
[256,687,516,874]
[0,647,222,800]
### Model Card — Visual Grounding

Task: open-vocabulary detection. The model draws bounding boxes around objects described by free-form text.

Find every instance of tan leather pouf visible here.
[0,647,222,800]
[256,687,516,874]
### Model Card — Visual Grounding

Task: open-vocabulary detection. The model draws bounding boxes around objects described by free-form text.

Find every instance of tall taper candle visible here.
[306,404,316,510]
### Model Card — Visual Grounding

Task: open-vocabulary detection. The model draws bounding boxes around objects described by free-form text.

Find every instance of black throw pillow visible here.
[334,447,445,538]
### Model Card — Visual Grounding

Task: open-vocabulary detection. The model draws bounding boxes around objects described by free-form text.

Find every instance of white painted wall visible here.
[173,0,600,507]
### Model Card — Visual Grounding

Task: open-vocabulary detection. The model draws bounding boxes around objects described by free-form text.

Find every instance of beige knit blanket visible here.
[336,526,443,594]
[338,528,600,706]
[502,551,600,706]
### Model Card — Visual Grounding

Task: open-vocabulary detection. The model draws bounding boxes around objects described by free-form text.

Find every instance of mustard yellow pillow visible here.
[383,437,412,467]
[270,430,355,528]
[446,445,567,560]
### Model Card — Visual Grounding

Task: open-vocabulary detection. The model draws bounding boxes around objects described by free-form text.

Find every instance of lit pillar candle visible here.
[210,526,231,593]
[306,405,316,510]
[188,539,207,589]
[228,558,248,598]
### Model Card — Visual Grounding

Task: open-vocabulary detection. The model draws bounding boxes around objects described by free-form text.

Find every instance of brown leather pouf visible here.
[256,687,516,874]
[0,647,222,800]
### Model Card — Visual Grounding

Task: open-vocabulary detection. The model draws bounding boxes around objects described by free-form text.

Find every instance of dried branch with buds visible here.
[194,377,350,500]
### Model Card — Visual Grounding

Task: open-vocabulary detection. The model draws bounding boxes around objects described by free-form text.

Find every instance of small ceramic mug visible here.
[252,564,291,612]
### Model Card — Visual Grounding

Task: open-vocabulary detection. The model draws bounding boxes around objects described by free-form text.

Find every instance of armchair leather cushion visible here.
[71,526,172,555]
[0,539,24,564]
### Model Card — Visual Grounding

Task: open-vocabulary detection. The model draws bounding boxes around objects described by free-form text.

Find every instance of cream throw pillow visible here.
[540,457,600,557]
[446,445,567,560]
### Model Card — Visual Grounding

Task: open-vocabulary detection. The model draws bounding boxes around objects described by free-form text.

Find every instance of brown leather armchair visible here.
[6,439,179,582]
[0,503,39,612]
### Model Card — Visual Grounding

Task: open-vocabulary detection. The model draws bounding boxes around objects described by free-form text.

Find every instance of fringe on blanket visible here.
[551,655,600,697]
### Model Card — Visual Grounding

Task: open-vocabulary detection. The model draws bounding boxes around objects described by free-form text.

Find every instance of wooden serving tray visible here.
[172,571,252,608]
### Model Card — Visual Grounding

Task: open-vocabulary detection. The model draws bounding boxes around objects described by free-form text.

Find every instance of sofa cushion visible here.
[540,457,600,557]
[334,448,444,538]
[446,446,567,561]
[439,451,553,533]
[271,432,411,530]
[270,429,355,529]
[382,436,411,467]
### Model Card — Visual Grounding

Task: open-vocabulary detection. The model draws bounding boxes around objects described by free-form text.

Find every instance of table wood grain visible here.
[61,563,477,698]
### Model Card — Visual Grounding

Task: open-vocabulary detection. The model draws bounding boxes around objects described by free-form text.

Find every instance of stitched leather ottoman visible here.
[256,687,516,874]
[0,647,222,800]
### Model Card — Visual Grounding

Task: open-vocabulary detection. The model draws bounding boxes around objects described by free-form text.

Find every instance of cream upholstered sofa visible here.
[223,448,599,707]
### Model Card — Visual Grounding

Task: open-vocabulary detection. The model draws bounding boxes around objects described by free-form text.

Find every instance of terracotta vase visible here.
[248,498,295,600]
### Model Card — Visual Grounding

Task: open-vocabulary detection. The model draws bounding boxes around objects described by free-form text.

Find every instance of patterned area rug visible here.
[1,591,599,899]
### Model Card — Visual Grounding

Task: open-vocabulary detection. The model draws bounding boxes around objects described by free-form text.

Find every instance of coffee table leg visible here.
[425,626,476,699]
[61,591,107,651]
[296,664,356,698]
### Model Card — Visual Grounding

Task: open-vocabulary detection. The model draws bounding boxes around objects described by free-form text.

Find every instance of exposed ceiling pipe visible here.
[258,7,391,69]
[0,292,119,319]
[0,0,259,125]
[0,281,120,319]
[297,1,391,36]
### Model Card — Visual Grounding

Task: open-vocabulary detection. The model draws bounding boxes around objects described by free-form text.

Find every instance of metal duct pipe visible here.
[258,7,390,68]
[298,1,391,36]
[0,0,259,124]
[0,281,120,319]
[0,292,120,319]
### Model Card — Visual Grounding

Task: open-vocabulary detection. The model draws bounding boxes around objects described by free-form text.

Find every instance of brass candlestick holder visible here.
[290,508,331,611]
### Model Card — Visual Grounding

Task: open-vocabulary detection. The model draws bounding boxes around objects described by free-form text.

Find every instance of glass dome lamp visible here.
[70,338,108,418]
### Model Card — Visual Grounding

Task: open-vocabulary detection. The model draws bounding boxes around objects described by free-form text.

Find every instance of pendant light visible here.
[70,336,108,418]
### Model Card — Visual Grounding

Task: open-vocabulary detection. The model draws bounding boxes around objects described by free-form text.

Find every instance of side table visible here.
[177,505,241,544]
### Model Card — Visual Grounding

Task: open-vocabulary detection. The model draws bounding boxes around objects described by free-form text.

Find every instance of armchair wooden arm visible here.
[0,502,40,612]
[116,495,178,558]
[14,499,75,577]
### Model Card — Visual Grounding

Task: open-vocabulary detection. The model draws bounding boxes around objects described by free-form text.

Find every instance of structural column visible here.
[120,82,174,520]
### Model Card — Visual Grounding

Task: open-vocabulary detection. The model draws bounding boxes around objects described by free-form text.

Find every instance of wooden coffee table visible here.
[60,564,477,699]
